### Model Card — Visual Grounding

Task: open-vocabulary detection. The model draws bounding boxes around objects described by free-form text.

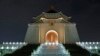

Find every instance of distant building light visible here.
[48,42,51,45]
[96,42,99,44]
[89,42,92,44]
[89,46,92,49]
[58,17,63,20]
[85,42,88,44]
[82,42,84,44]
[40,17,45,20]
[9,42,12,44]
[93,42,95,44]
[16,42,19,44]
[78,42,81,44]
[6,46,9,49]
[0,46,4,49]
[23,42,26,44]
[55,42,58,45]
[19,42,22,44]
[52,42,55,45]
[45,42,48,45]
[11,47,14,49]
[12,42,15,44]
[11,46,17,49]
[95,46,98,49]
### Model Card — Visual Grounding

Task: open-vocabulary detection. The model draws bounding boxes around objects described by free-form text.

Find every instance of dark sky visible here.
[0,0,100,42]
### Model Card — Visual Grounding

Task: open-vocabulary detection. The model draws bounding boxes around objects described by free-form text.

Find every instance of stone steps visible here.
[4,44,91,56]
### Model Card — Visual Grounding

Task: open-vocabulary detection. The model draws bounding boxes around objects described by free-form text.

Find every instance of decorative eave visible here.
[34,12,71,21]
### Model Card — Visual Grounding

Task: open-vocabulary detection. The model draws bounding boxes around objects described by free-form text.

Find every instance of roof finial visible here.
[47,5,57,13]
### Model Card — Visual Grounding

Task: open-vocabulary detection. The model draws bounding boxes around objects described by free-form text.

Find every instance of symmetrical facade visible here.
[24,11,80,44]
[0,9,100,56]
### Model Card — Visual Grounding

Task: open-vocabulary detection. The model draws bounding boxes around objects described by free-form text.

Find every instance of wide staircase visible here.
[4,43,91,56]
[31,43,70,56]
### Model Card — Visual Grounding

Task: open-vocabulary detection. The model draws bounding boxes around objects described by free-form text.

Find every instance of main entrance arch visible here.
[45,30,58,43]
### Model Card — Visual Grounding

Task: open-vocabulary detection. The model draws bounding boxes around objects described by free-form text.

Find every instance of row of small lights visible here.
[40,17,64,20]
[44,42,59,46]
[86,46,98,49]
[3,42,27,45]
[76,42,100,45]
[76,42,99,50]
[0,46,18,49]
[34,42,59,54]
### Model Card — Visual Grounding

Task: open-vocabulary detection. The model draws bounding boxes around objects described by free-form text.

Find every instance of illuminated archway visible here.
[45,30,58,43]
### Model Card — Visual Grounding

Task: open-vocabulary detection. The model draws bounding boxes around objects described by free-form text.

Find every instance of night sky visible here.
[0,0,100,43]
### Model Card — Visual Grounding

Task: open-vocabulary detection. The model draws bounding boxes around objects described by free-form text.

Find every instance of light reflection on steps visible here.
[31,43,70,56]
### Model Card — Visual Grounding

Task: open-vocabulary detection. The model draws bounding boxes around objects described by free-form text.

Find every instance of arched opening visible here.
[45,30,58,43]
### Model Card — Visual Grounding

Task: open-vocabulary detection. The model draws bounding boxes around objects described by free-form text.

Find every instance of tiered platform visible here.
[31,43,70,56]
[3,43,94,56]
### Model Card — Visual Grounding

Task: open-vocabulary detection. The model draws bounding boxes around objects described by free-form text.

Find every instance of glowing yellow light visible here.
[58,17,63,20]
[41,17,45,20]
[45,30,58,43]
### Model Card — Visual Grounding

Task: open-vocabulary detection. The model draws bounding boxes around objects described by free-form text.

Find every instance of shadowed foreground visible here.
[4,44,99,56]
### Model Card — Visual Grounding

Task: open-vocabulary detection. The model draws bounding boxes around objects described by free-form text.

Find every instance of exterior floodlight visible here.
[23,42,26,44]
[9,42,12,44]
[48,42,52,45]
[11,47,14,49]
[12,46,18,50]
[82,42,84,44]
[89,46,92,49]
[13,42,15,44]
[93,42,95,44]
[52,42,55,45]
[40,17,45,20]
[58,17,63,20]
[95,46,98,49]
[16,42,19,44]
[6,46,9,49]
[19,42,22,44]
[45,42,48,45]
[1,46,4,49]
[85,42,88,44]
[96,42,99,44]
[89,42,92,44]
[55,42,58,45]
